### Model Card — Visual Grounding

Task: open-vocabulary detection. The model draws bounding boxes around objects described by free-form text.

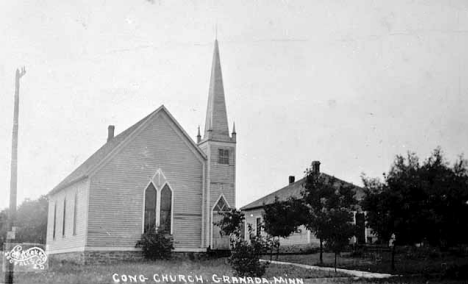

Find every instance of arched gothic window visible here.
[159,185,172,234]
[213,196,229,212]
[144,183,157,233]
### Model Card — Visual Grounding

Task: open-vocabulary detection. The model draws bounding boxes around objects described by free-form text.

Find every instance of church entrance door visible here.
[211,196,230,250]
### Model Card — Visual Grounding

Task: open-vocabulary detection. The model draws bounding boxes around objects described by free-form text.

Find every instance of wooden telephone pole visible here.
[5,66,26,284]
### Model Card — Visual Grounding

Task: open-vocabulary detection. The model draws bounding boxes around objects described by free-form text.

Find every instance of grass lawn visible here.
[0,257,349,284]
[261,251,468,284]
[263,251,468,275]
[2,251,466,284]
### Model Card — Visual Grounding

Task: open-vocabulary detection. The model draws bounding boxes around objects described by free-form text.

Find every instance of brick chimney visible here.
[312,161,321,174]
[289,175,295,184]
[107,125,115,142]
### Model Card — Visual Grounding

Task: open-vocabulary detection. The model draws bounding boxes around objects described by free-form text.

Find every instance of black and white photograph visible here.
[1,1,468,283]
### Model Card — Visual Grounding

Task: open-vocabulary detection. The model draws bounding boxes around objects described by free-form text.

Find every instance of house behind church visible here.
[45,40,236,264]
[241,161,376,249]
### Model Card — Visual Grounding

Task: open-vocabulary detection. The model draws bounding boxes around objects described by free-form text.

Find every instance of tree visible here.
[213,208,245,238]
[301,166,358,265]
[0,208,9,248]
[363,152,431,271]
[361,176,395,244]
[0,195,48,248]
[419,149,468,247]
[362,148,468,271]
[323,208,356,272]
[214,209,271,277]
[15,196,49,244]
[262,196,306,259]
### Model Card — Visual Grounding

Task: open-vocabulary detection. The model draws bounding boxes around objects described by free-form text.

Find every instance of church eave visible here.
[48,105,207,197]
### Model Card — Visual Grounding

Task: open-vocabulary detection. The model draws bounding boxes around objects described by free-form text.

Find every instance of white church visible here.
[46,40,236,264]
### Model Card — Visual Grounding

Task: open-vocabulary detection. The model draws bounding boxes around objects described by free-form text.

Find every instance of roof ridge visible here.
[241,172,363,210]
[48,106,163,195]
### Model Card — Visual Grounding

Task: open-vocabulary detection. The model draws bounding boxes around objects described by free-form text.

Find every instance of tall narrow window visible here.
[144,183,157,233]
[218,149,229,164]
[73,193,78,235]
[53,202,57,239]
[159,185,172,234]
[62,198,66,237]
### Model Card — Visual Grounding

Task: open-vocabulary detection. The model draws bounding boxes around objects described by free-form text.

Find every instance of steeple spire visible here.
[196,125,201,143]
[203,40,230,141]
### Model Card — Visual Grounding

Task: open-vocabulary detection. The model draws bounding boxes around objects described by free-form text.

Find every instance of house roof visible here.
[240,173,364,211]
[48,105,206,196]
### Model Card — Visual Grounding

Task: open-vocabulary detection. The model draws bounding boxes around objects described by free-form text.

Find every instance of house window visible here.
[62,198,66,237]
[256,217,262,237]
[144,183,157,233]
[73,193,78,236]
[218,149,229,164]
[159,185,172,234]
[53,202,57,239]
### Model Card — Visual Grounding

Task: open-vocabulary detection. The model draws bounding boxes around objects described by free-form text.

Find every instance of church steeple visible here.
[198,39,236,249]
[203,40,230,141]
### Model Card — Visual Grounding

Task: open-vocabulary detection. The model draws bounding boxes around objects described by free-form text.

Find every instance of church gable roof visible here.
[240,173,364,211]
[49,105,206,195]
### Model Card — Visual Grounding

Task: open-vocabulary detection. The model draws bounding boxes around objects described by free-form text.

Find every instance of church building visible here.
[45,40,236,264]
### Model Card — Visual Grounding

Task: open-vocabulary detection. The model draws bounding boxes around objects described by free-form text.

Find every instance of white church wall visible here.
[87,111,204,250]
[46,178,89,254]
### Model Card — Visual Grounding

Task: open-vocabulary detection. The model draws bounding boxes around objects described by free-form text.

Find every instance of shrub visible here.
[442,263,468,280]
[228,225,271,277]
[135,229,174,260]
[229,237,269,277]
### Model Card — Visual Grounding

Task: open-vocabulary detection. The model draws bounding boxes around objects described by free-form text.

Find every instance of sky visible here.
[1,0,468,210]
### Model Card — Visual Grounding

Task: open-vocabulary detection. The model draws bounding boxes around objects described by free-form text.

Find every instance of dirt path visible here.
[262,259,394,279]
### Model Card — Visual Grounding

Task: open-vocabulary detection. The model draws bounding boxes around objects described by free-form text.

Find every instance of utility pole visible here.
[5,66,26,284]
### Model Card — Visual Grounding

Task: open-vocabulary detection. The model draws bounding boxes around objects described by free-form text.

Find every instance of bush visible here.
[135,229,174,260]
[442,263,468,280]
[229,237,269,277]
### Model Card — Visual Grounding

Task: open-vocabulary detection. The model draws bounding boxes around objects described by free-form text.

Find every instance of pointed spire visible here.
[203,40,230,141]
[196,125,201,143]
[231,122,236,142]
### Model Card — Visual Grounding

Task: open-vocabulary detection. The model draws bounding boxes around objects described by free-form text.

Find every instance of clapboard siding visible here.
[172,215,202,248]
[87,111,204,249]
[204,143,236,209]
[46,179,89,253]
[243,208,320,246]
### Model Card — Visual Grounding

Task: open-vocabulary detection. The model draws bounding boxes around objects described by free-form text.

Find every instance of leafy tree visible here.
[323,208,356,272]
[0,195,48,247]
[0,208,9,248]
[363,152,429,271]
[214,210,271,277]
[15,196,49,244]
[301,166,358,264]
[419,149,468,247]
[361,176,394,244]
[362,148,468,271]
[262,196,306,259]
[213,208,245,238]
